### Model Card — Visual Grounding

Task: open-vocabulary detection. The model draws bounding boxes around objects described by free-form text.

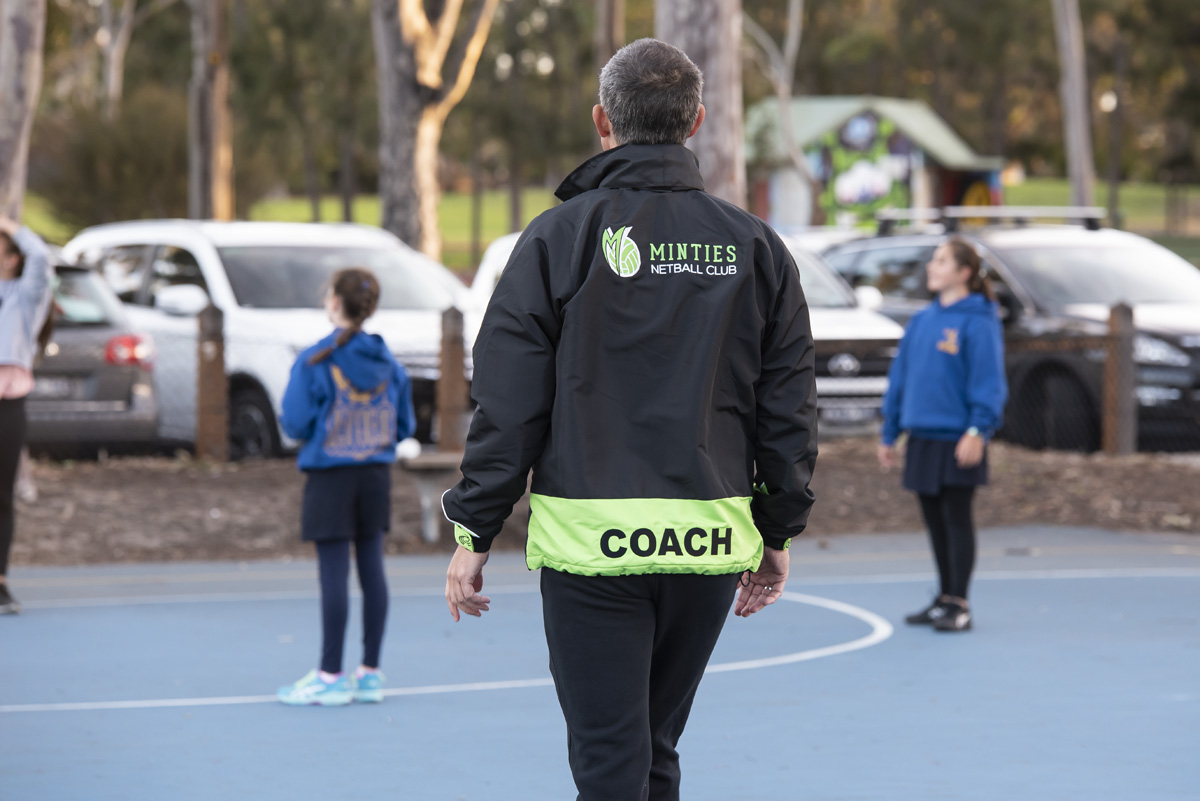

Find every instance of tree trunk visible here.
[338,0,358,224]
[339,127,356,223]
[470,134,482,269]
[372,0,500,258]
[0,0,47,219]
[1051,0,1095,207]
[656,0,746,208]
[371,0,422,248]
[594,0,625,73]
[102,0,137,118]
[187,0,234,220]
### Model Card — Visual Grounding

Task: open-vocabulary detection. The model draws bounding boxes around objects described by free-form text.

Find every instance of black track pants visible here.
[540,568,740,801]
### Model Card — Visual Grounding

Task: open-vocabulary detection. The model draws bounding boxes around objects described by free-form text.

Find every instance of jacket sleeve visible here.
[441,233,559,552]
[394,366,416,441]
[14,227,51,309]
[750,241,818,551]
[280,356,320,442]
[965,313,1008,437]
[880,326,911,446]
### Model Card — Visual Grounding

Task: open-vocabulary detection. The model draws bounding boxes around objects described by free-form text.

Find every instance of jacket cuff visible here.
[453,524,493,553]
[761,532,793,552]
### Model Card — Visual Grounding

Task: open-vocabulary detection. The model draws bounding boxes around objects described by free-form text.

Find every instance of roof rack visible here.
[874,206,1106,235]
[875,208,943,236]
[942,206,1106,232]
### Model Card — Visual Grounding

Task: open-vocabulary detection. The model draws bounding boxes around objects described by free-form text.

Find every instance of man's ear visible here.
[592,104,619,149]
[688,104,706,139]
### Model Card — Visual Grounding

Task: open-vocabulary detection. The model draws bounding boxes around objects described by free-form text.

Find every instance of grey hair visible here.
[598,38,703,146]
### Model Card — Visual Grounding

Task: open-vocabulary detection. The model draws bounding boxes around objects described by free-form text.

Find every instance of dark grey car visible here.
[27,264,158,449]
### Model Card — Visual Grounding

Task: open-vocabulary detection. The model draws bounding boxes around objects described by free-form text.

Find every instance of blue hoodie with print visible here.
[881,292,1008,446]
[281,329,416,470]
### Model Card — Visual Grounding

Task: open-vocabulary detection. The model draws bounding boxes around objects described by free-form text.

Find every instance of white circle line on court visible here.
[16,567,1200,610]
[0,593,887,714]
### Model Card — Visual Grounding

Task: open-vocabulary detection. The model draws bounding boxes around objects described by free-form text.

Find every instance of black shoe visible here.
[0,584,20,615]
[933,603,971,632]
[904,600,949,625]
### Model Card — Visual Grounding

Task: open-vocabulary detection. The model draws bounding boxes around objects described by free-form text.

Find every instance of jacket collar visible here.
[555,143,705,202]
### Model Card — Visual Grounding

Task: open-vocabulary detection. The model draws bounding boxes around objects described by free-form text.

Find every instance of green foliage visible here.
[31,85,190,228]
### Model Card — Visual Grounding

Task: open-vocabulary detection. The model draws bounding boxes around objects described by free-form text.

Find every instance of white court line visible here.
[18,567,1200,609]
[19,584,541,610]
[0,593,887,714]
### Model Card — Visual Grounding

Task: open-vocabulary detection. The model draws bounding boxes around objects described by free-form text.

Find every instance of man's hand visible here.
[445,546,491,622]
[878,443,896,471]
[955,432,984,468]
[734,546,789,617]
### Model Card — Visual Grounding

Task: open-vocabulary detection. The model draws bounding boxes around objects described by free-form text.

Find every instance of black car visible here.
[27,263,158,452]
[821,212,1200,451]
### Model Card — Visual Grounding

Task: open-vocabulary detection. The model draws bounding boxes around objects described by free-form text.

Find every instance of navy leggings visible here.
[0,398,26,577]
[316,533,389,674]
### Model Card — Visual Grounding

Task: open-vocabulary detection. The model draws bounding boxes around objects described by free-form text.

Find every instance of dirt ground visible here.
[11,437,1200,567]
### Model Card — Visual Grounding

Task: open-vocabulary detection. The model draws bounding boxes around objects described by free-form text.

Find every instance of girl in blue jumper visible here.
[879,237,1007,632]
[277,268,415,705]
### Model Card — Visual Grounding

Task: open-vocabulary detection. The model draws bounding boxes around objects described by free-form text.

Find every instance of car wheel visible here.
[228,387,280,460]
[1042,372,1099,452]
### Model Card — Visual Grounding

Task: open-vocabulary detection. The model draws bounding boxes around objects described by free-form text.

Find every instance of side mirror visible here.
[156,284,211,317]
[855,285,884,311]
[996,287,1021,325]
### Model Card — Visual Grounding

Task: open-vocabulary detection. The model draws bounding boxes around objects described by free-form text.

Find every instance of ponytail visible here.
[944,236,995,302]
[308,268,381,365]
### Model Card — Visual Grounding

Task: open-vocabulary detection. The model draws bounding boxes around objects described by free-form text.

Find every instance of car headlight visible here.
[1134,335,1191,367]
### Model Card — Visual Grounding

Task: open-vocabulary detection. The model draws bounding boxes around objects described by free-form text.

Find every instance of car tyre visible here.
[229,387,280,460]
[1042,372,1099,452]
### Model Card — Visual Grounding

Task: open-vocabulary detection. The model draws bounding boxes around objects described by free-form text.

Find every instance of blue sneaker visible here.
[277,670,354,706]
[354,670,385,703]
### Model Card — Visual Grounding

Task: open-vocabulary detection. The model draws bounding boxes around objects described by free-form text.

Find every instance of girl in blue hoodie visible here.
[276,268,415,705]
[879,237,1007,632]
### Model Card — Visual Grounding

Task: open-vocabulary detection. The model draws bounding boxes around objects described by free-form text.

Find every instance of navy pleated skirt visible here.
[903,436,989,496]
[300,463,391,542]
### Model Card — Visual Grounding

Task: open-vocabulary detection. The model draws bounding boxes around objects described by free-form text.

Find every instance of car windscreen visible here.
[52,269,121,326]
[217,246,457,310]
[787,248,855,308]
[1000,243,1200,309]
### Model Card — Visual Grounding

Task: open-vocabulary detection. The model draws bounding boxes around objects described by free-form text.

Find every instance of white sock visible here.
[355,666,378,679]
[319,670,341,684]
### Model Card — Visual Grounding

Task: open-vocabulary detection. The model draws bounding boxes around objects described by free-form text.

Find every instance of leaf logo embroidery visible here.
[937,328,960,355]
[602,226,641,278]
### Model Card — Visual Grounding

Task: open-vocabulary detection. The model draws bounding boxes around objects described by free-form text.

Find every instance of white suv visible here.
[63,221,475,457]
[469,231,904,431]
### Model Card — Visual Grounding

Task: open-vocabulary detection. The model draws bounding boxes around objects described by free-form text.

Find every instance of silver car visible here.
[27,263,157,451]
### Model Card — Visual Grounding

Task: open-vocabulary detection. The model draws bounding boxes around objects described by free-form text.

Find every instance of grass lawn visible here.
[25,180,1200,269]
[23,193,76,245]
[250,188,559,272]
[1006,178,1200,234]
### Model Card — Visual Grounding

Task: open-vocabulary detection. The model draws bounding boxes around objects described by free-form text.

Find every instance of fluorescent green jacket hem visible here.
[524,493,765,576]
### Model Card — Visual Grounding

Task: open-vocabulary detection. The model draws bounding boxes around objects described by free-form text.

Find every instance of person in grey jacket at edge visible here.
[0,217,53,615]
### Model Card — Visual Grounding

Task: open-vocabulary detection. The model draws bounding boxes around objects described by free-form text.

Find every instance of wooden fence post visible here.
[196,304,228,461]
[1103,303,1136,455]
[437,307,468,451]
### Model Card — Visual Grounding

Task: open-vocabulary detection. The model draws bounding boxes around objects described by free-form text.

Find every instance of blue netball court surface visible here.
[2,525,1197,801]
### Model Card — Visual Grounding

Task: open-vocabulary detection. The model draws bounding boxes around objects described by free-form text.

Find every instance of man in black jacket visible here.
[443,38,817,801]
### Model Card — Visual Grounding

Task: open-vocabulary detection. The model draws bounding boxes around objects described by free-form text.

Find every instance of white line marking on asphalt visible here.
[0,593,887,714]
[18,567,1200,609]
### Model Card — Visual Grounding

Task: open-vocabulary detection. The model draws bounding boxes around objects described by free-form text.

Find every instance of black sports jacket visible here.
[442,143,817,576]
